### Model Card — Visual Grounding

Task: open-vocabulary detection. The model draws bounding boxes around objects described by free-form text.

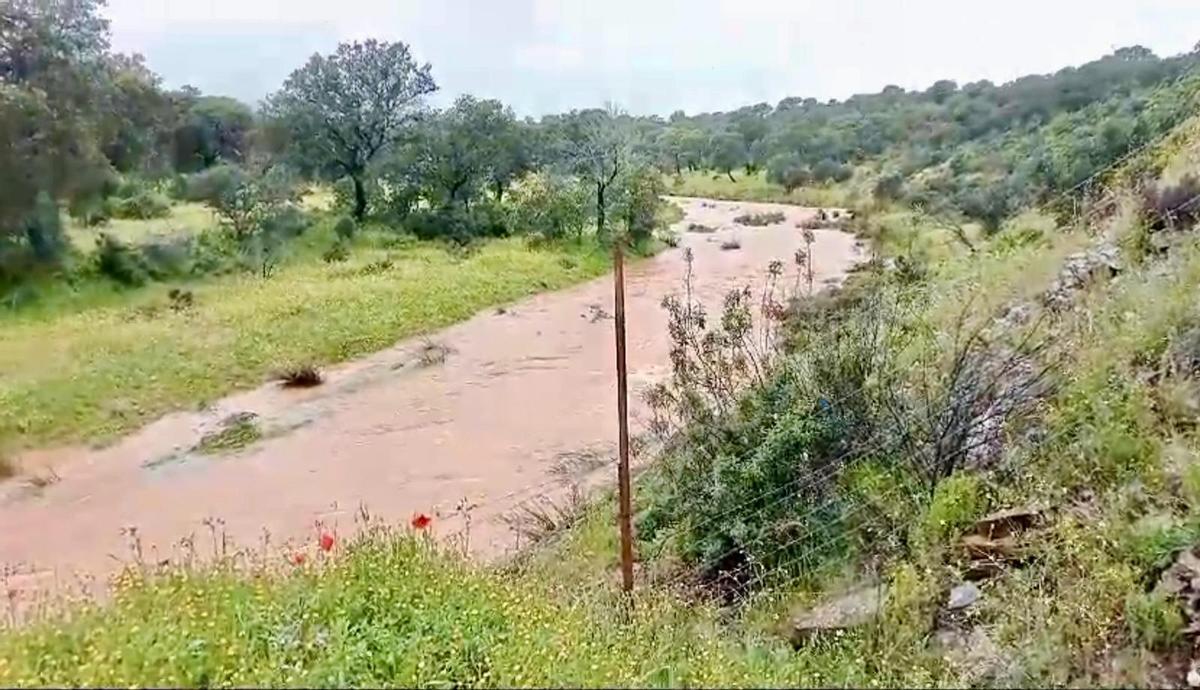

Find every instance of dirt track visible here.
[0,197,862,596]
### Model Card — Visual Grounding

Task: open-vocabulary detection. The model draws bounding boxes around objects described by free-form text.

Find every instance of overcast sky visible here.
[103,0,1200,117]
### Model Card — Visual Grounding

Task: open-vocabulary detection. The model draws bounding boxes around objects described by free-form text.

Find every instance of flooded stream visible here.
[0,197,862,597]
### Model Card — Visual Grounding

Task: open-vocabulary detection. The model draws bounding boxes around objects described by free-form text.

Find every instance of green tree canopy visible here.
[265,39,436,220]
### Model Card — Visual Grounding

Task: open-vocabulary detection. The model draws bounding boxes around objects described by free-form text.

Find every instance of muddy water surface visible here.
[1,197,861,595]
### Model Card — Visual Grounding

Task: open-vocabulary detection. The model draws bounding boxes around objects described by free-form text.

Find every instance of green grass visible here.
[665,170,854,208]
[0,505,946,688]
[66,202,216,251]
[0,232,611,450]
[193,415,263,455]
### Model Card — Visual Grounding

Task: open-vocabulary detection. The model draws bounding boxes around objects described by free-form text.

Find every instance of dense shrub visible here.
[508,173,589,241]
[67,194,112,226]
[322,239,350,263]
[333,215,357,241]
[108,189,171,220]
[94,234,150,287]
[873,171,906,202]
[178,164,247,204]
[261,204,311,239]
[405,203,509,244]
[140,236,195,279]
[188,230,240,276]
[1142,173,1200,232]
[812,158,853,183]
[21,192,68,262]
[614,166,666,245]
[733,211,786,226]
[766,154,812,192]
[640,281,904,583]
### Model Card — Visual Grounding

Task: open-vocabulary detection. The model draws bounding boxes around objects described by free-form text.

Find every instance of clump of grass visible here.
[415,339,454,367]
[686,222,716,233]
[166,288,194,312]
[26,467,60,489]
[360,258,394,275]
[733,211,786,226]
[501,485,587,545]
[192,413,262,455]
[276,363,324,388]
[720,238,742,251]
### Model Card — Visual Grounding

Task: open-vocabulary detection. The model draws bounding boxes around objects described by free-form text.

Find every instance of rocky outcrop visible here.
[787,583,884,647]
[1041,243,1121,311]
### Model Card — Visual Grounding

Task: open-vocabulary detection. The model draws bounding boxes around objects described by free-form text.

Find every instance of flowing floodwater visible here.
[0,197,862,597]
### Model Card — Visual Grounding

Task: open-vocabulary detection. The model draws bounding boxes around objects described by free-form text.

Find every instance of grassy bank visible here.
[665,170,856,208]
[0,229,610,450]
[0,506,940,688]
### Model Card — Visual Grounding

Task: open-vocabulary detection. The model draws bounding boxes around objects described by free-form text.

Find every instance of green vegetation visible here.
[1,3,678,453]
[67,202,215,250]
[667,170,852,207]
[193,414,262,455]
[0,510,947,688]
[732,210,786,226]
[6,124,1200,685]
[6,2,1200,687]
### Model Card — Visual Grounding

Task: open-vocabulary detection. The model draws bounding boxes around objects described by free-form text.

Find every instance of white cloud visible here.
[103,0,1200,115]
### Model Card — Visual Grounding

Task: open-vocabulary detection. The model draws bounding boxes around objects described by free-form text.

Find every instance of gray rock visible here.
[1041,242,1122,311]
[934,626,1016,685]
[947,582,981,610]
[788,584,883,646]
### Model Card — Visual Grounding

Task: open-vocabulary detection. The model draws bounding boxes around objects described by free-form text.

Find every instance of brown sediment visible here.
[0,197,862,596]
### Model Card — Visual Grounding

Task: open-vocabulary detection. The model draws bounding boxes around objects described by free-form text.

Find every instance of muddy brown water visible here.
[0,197,862,598]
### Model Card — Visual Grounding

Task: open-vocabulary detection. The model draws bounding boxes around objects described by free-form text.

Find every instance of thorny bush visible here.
[639,254,1057,593]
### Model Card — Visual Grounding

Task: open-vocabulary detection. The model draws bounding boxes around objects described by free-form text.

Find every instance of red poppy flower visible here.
[411,513,432,530]
[319,532,335,552]
[290,552,307,566]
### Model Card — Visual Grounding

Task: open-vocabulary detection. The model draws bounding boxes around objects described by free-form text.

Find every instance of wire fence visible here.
[456,91,1200,600]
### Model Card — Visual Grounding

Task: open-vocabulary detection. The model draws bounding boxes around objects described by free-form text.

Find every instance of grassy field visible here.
[0,227,611,451]
[66,202,216,251]
[665,170,857,208]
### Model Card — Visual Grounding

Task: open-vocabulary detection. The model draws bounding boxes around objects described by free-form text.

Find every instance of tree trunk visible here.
[727,170,736,183]
[351,175,367,221]
[596,182,606,238]
[673,155,681,176]
[493,179,505,202]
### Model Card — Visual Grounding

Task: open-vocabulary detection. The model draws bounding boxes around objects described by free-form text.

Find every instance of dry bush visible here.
[415,339,454,367]
[1142,173,1200,232]
[277,363,324,388]
[733,211,786,227]
[501,485,586,545]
